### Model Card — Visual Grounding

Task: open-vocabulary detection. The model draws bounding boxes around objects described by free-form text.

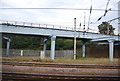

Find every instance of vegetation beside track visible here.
[2,56,119,65]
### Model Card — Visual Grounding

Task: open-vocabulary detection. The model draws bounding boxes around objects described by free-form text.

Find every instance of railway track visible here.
[2,61,120,69]
[2,72,120,81]
[2,61,120,80]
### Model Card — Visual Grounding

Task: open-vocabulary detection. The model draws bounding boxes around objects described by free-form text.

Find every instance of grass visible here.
[2,56,119,65]
[53,57,119,65]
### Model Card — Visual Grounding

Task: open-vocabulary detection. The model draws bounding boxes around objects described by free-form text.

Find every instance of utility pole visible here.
[74,18,76,60]
[107,23,109,35]
[83,12,86,31]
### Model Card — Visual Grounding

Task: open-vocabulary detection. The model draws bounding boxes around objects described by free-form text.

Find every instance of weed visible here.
[45,60,53,63]
[2,56,119,65]
[35,58,42,62]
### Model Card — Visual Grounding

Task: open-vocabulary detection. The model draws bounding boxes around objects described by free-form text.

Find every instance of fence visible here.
[1,45,119,58]
[1,49,74,58]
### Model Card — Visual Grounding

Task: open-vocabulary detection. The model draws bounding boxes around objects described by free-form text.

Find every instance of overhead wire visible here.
[87,0,93,31]
[97,0,111,21]
[91,0,119,25]
[108,17,120,23]
[90,0,112,25]
[104,0,111,16]
[0,7,119,11]
[86,0,120,33]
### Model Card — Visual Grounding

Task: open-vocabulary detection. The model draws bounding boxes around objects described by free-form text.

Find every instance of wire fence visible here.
[1,45,119,58]
[1,49,74,58]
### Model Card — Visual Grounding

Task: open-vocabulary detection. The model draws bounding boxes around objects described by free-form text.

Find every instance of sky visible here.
[0,0,119,34]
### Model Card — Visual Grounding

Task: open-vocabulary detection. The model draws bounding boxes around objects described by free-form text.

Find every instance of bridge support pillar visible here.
[3,37,10,56]
[42,41,46,58]
[82,41,86,58]
[6,41,10,56]
[108,40,114,62]
[50,36,56,60]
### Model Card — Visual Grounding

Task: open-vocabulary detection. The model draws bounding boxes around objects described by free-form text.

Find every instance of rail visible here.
[2,72,120,80]
[3,61,120,69]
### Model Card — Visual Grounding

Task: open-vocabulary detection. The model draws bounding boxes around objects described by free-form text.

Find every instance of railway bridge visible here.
[0,20,120,61]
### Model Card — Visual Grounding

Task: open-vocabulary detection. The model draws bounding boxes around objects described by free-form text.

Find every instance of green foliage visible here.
[2,35,43,50]
[3,34,96,50]
[86,41,98,46]
[76,50,82,59]
[98,22,115,35]
[46,38,74,50]
[35,58,42,62]
[56,39,73,50]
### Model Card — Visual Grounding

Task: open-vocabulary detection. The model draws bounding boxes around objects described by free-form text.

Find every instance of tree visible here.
[2,35,43,50]
[98,22,115,35]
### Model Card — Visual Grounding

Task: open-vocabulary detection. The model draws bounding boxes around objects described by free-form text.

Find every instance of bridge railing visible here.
[0,20,72,30]
[0,20,100,33]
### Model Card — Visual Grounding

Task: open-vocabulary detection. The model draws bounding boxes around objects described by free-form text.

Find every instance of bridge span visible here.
[0,21,120,61]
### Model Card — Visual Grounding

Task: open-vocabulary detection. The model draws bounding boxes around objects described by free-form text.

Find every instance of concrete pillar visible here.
[50,36,56,60]
[6,41,10,56]
[108,40,114,62]
[20,50,23,56]
[82,41,86,58]
[43,41,46,58]
[40,51,45,59]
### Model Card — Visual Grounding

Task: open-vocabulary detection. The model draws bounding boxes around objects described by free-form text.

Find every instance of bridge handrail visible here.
[0,20,100,33]
[0,20,75,30]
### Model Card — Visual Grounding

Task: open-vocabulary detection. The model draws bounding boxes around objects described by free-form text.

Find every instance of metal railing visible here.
[0,20,119,35]
[0,20,100,33]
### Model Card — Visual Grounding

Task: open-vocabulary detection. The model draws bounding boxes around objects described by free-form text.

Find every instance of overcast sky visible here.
[0,0,119,34]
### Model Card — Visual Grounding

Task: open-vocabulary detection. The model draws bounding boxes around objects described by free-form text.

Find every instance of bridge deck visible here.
[0,24,119,41]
